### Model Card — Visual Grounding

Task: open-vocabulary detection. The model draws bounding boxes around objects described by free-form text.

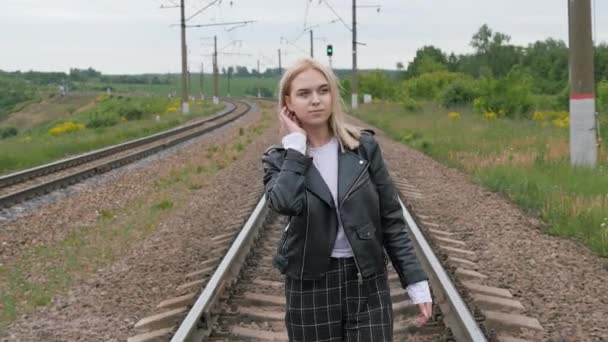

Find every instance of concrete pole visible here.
[257,60,261,98]
[200,62,204,100]
[278,49,282,75]
[568,0,597,167]
[310,30,314,58]
[213,35,219,104]
[351,0,358,110]
[180,0,190,114]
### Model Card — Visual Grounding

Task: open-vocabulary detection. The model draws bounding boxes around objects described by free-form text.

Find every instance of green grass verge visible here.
[354,102,608,257]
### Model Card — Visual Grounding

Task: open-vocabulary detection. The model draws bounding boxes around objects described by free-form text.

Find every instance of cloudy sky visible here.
[1,0,607,74]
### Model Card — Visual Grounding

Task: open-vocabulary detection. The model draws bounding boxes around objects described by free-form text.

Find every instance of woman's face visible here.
[285,68,332,129]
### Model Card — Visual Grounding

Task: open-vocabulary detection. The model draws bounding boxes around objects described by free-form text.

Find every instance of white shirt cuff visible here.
[406,280,432,304]
[281,132,307,155]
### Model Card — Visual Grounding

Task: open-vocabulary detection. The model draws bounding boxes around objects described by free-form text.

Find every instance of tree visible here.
[471,24,493,54]
[468,24,519,78]
[405,45,448,78]
[396,62,404,71]
[595,43,608,83]
[235,66,250,77]
[520,38,568,93]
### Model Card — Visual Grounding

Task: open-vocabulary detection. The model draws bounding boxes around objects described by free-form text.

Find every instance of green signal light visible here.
[326,44,333,57]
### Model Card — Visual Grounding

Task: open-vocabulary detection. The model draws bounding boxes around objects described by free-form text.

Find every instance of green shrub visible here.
[120,107,144,121]
[400,96,421,112]
[473,70,533,118]
[0,127,18,139]
[401,71,466,100]
[359,70,398,100]
[87,111,120,128]
[438,79,479,108]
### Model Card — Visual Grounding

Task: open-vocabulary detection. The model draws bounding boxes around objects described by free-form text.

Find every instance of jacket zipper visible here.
[338,161,369,284]
[336,208,364,284]
[300,191,309,279]
[340,163,370,207]
[279,221,290,255]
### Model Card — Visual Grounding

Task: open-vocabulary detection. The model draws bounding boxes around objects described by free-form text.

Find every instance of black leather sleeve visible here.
[363,135,428,288]
[262,147,313,216]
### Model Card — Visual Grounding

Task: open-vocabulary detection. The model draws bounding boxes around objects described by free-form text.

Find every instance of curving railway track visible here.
[0,100,254,209]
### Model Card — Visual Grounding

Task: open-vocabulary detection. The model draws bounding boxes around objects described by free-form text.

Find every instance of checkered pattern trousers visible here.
[284,257,393,342]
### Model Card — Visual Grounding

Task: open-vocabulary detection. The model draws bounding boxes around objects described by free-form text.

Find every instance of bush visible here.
[438,79,479,108]
[359,70,398,100]
[473,70,533,118]
[400,96,421,112]
[87,111,120,128]
[120,107,144,121]
[401,71,466,100]
[0,127,18,139]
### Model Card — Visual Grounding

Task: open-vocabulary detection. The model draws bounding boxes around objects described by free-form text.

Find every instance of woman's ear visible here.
[284,95,292,112]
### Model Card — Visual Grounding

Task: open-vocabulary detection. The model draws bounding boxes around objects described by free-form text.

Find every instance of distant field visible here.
[355,102,608,257]
[94,76,279,99]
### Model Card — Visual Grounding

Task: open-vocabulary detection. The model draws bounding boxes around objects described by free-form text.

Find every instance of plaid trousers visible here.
[284,257,393,342]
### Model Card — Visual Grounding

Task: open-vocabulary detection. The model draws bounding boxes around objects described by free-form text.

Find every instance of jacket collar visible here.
[304,145,368,209]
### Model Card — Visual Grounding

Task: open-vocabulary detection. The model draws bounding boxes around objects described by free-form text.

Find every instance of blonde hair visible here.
[278,57,361,152]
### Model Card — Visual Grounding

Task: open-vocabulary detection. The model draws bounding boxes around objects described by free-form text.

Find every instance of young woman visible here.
[262,57,432,341]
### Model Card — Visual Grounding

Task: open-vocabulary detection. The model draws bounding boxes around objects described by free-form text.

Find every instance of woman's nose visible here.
[311,92,320,104]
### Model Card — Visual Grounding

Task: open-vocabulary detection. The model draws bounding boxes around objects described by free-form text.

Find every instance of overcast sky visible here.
[1,0,607,74]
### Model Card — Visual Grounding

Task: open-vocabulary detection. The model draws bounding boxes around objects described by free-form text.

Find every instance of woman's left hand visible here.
[415,302,433,326]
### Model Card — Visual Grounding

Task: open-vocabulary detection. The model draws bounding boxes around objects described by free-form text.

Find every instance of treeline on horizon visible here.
[351,24,608,118]
[2,24,608,117]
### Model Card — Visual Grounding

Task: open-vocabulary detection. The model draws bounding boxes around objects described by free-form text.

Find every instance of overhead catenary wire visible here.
[322,0,351,31]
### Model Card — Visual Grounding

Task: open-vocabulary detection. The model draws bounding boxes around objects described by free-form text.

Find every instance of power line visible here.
[322,0,351,31]
[303,0,311,30]
[184,20,256,28]
[186,0,221,21]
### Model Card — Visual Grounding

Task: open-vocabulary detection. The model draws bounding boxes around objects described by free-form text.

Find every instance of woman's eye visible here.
[320,88,329,94]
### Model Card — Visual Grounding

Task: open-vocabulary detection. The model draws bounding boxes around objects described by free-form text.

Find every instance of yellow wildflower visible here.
[448,112,461,120]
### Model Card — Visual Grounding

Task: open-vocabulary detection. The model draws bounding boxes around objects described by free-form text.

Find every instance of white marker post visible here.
[568,0,597,167]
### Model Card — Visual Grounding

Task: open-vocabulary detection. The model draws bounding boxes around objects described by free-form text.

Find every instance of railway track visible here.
[129,173,547,342]
[0,99,254,209]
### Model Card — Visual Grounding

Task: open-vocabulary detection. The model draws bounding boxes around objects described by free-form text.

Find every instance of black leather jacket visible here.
[261,130,427,288]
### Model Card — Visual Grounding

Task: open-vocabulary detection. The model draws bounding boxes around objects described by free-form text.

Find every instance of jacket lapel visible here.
[337,149,367,206]
[305,164,336,209]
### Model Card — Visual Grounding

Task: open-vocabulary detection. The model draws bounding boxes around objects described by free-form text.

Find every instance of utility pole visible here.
[568,0,597,167]
[257,60,261,98]
[200,62,204,100]
[278,49,282,75]
[227,67,232,97]
[213,35,219,104]
[310,30,314,58]
[351,0,358,110]
[180,0,189,114]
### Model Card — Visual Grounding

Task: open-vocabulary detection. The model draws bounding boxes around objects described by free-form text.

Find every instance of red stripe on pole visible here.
[570,93,594,99]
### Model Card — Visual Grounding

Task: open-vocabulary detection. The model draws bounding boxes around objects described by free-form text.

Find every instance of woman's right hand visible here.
[279,106,306,136]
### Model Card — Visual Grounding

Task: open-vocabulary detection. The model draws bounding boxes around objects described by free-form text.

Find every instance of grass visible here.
[0,96,224,176]
[0,100,273,333]
[0,93,95,131]
[354,101,608,257]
